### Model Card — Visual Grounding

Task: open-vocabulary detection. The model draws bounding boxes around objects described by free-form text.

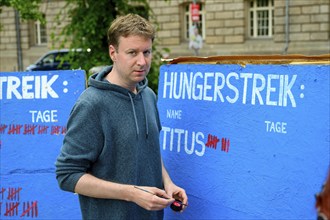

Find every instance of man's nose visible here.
[136,53,147,66]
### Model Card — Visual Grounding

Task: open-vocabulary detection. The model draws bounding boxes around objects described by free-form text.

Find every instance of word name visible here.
[166,109,182,119]
[162,71,297,107]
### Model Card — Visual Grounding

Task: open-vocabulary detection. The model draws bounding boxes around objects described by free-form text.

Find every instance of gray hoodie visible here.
[55,66,164,220]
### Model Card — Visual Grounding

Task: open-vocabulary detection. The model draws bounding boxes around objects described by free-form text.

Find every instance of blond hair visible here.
[107,14,155,49]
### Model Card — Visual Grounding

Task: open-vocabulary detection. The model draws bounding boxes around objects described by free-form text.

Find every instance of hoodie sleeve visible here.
[55,96,104,192]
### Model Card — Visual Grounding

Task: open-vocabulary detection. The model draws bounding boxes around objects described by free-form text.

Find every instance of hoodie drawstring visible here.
[141,95,149,139]
[128,93,139,136]
[128,92,149,139]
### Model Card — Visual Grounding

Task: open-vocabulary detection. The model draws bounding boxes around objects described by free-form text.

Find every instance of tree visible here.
[0,0,169,92]
[0,0,45,23]
[52,0,168,93]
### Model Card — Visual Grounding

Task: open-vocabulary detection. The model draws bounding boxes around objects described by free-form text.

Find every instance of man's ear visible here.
[109,45,116,61]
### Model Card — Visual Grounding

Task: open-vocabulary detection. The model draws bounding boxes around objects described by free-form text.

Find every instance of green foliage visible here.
[0,0,45,31]
[52,0,168,93]
[0,0,45,22]
[0,0,170,92]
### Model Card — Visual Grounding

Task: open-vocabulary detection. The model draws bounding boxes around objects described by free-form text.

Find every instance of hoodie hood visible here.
[88,66,148,94]
[87,66,149,138]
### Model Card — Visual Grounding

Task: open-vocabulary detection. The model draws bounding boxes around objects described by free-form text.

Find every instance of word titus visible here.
[161,126,205,156]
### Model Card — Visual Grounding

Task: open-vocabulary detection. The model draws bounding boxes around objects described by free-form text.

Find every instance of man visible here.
[55,14,188,219]
[189,25,203,56]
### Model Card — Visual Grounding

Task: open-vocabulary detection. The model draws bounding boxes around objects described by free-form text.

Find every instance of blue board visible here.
[0,70,85,219]
[158,64,329,219]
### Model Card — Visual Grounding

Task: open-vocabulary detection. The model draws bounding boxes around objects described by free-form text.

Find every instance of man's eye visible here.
[144,50,151,56]
[128,51,137,56]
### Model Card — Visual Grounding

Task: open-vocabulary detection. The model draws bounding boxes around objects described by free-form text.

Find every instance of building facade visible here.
[0,0,68,72]
[0,0,329,72]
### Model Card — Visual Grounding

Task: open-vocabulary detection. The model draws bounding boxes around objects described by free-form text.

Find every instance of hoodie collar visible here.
[88,66,149,139]
[88,66,148,94]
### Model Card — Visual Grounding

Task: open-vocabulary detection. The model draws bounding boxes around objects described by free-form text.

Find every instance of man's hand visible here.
[164,183,188,212]
[130,186,175,211]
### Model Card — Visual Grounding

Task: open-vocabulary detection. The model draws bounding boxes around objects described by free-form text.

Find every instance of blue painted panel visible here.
[158,64,329,219]
[0,70,85,219]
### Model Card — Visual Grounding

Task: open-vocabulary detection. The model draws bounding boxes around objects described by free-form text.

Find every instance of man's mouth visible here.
[134,70,145,74]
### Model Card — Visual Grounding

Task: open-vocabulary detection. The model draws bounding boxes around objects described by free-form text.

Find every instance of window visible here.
[249,0,274,38]
[41,53,55,64]
[184,2,205,40]
[35,16,47,45]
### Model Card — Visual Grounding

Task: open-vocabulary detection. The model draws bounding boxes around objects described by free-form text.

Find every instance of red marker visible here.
[134,186,188,211]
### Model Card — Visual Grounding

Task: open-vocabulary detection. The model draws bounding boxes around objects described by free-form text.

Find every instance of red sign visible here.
[190,3,200,22]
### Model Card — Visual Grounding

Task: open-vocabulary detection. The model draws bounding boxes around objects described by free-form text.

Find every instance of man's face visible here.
[109,35,152,87]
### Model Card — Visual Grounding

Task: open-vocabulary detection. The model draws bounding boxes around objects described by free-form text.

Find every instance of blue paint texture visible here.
[0,70,85,219]
[158,64,329,219]
[0,64,329,219]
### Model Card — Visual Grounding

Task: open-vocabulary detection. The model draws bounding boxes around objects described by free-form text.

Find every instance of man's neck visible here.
[105,70,137,93]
